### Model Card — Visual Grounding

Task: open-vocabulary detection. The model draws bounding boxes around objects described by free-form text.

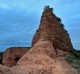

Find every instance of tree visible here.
[44,5,50,10]
[56,16,61,22]
[44,5,53,12]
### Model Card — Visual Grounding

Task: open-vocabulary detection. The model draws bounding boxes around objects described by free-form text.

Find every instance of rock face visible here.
[17,40,77,74]
[32,6,73,52]
[0,65,12,74]
[0,6,78,74]
[16,6,77,74]
[2,47,30,67]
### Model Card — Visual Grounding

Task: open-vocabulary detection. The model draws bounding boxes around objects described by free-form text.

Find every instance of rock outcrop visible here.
[0,6,78,74]
[17,40,77,74]
[2,47,30,67]
[32,6,73,52]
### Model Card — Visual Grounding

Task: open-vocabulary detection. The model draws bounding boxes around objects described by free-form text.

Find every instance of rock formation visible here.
[17,40,77,74]
[32,6,73,52]
[0,6,78,74]
[2,47,30,67]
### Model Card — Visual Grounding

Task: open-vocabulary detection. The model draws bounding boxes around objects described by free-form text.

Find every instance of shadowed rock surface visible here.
[0,6,78,74]
[2,47,30,67]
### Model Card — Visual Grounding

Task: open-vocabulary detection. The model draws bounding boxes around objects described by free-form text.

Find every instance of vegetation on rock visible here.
[66,49,80,73]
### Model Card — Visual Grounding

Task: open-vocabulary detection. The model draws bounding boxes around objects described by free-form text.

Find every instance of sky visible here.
[0,0,80,51]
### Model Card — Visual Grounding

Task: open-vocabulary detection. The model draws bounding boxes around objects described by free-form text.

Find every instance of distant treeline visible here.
[0,52,4,64]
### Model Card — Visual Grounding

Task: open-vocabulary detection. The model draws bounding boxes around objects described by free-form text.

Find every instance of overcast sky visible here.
[0,0,80,51]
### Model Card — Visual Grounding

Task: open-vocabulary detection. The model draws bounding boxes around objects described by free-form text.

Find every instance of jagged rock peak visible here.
[32,6,73,52]
[42,6,54,15]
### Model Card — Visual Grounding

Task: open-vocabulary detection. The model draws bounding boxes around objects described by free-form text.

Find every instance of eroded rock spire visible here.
[32,6,73,52]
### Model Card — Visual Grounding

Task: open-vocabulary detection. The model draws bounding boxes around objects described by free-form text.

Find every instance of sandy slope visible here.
[16,40,78,74]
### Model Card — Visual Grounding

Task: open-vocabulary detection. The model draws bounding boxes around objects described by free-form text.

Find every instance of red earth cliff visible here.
[32,6,73,52]
[2,47,30,67]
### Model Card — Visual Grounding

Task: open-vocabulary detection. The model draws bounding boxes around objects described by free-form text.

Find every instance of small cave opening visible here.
[15,57,20,62]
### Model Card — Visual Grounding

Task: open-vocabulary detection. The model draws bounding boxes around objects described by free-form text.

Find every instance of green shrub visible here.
[66,54,76,63]
[66,49,80,73]
[56,17,61,22]
[44,5,53,12]
[71,50,80,60]
[0,52,4,64]
[73,60,80,70]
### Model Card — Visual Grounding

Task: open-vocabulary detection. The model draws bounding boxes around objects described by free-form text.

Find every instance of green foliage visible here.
[56,17,61,22]
[56,16,64,27]
[44,5,53,12]
[73,60,80,72]
[0,52,4,64]
[66,49,80,73]
[71,49,80,60]
[60,23,64,27]
[0,52,3,58]
[66,54,76,64]
[44,5,50,10]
